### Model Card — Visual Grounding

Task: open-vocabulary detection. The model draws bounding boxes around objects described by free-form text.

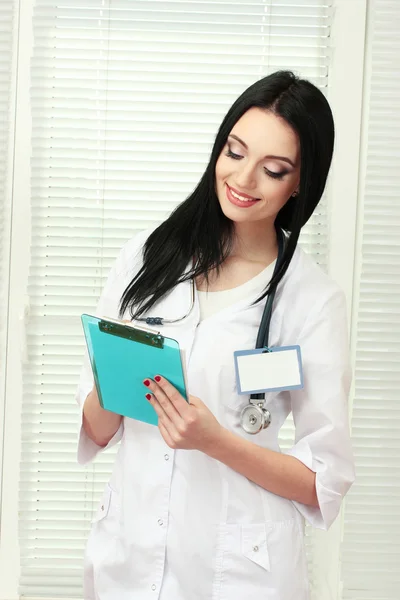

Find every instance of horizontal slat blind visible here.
[341,1,400,599]
[0,2,15,457]
[22,1,332,596]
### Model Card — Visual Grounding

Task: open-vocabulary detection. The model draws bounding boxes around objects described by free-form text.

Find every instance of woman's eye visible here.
[225,147,242,160]
[264,168,287,180]
[224,145,287,180]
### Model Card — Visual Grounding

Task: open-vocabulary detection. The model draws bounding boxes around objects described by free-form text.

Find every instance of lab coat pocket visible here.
[242,523,270,571]
[214,523,271,600]
[91,483,113,523]
[84,484,120,598]
[215,520,309,600]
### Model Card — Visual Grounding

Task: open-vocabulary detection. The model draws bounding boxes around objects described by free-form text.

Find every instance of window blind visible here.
[341,1,400,599]
[0,1,15,455]
[22,1,333,596]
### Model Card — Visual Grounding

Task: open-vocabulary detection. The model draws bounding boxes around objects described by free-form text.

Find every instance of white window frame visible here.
[0,1,367,598]
[311,2,368,595]
[0,0,34,596]
[0,0,19,514]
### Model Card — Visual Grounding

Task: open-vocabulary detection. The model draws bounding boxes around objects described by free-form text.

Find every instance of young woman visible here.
[77,70,355,600]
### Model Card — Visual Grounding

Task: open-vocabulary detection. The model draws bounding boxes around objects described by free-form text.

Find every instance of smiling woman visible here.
[117,71,335,317]
[76,69,354,600]
[216,108,300,225]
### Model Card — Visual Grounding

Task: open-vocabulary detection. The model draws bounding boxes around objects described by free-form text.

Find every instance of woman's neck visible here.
[230,220,278,266]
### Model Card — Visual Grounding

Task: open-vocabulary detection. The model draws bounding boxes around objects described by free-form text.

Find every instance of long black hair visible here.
[119,70,335,319]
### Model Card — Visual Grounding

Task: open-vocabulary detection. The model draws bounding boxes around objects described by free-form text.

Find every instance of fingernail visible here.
[155,375,161,382]
[143,379,150,387]
[145,393,152,401]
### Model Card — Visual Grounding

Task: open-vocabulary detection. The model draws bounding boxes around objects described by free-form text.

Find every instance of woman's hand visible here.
[143,375,223,454]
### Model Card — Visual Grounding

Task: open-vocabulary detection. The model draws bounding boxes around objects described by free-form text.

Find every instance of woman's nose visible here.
[235,163,257,191]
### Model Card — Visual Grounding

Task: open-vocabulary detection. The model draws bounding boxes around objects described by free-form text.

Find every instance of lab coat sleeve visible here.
[76,348,124,466]
[285,288,355,530]
[75,238,141,466]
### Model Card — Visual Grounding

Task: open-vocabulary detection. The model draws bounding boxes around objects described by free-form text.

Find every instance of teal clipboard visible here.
[81,314,187,426]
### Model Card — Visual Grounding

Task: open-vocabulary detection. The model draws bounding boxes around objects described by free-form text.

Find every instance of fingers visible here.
[143,377,184,425]
[145,391,169,421]
[145,389,181,449]
[153,375,190,416]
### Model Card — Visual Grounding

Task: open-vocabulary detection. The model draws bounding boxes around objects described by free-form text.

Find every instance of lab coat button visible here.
[151,584,156,591]
[158,518,163,526]
[164,454,169,461]
[253,545,259,552]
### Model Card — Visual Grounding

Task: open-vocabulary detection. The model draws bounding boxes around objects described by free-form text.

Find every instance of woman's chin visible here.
[218,199,267,224]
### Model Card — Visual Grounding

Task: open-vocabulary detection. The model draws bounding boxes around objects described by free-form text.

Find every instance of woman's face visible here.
[215,107,301,226]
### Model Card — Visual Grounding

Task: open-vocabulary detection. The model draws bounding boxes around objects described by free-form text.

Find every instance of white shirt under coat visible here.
[76,229,355,600]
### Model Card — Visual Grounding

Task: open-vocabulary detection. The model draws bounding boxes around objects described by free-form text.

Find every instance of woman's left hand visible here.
[143,375,223,453]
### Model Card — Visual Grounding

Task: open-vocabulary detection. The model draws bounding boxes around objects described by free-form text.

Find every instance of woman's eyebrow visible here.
[228,134,296,168]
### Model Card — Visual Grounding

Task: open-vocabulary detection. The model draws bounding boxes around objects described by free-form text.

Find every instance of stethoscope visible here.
[135,229,286,434]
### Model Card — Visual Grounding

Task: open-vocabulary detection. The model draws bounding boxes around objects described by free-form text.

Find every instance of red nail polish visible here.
[144,379,150,387]
[155,376,161,382]
[145,393,152,401]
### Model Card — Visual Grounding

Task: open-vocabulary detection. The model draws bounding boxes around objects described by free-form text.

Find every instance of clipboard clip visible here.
[99,319,164,349]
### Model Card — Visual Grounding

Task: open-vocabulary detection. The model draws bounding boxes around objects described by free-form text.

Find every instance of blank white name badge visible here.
[233,346,304,395]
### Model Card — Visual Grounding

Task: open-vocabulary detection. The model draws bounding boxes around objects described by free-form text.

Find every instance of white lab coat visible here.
[76,229,355,600]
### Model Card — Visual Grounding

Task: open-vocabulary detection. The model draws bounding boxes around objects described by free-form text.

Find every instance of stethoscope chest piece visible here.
[240,403,272,435]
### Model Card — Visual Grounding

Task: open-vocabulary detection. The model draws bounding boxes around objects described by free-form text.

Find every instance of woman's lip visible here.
[225,183,260,208]
[228,184,259,201]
